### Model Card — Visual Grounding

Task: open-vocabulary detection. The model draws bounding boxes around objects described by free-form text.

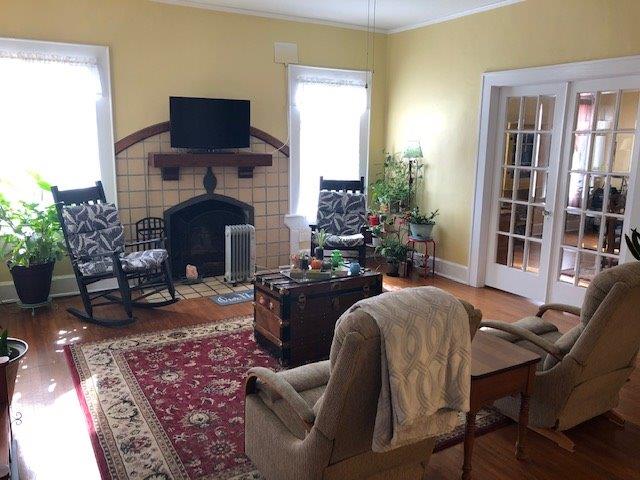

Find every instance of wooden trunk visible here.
[253,270,383,366]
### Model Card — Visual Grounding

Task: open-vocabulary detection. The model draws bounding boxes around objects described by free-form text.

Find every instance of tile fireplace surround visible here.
[115,129,292,271]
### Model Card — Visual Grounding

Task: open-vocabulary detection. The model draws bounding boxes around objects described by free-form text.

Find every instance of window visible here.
[289,65,370,222]
[0,38,115,203]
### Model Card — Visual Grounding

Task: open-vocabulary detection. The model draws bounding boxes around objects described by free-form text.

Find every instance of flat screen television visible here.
[169,97,250,150]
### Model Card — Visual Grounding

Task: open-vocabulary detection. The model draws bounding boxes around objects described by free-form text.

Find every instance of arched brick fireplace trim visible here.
[114,121,289,157]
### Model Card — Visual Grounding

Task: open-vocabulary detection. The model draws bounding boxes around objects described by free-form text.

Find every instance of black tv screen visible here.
[170,97,250,149]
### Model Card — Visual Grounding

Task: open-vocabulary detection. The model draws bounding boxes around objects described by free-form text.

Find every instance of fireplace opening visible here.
[165,194,254,279]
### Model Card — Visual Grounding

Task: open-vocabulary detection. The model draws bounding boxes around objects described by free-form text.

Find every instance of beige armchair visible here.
[244,298,482,480]
[481,261,640,451]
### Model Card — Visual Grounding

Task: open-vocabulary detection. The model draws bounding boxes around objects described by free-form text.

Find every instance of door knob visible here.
[543,209,552,217]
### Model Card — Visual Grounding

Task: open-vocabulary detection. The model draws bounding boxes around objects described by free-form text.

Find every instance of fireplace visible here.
[165,194,254,279]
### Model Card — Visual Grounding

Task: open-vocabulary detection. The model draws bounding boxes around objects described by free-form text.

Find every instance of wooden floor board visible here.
[2,273,639,479]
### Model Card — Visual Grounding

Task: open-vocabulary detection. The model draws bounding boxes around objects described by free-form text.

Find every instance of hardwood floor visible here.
[3,274,639,479]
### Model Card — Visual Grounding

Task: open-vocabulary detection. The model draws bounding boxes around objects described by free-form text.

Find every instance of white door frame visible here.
[469,55,640,290]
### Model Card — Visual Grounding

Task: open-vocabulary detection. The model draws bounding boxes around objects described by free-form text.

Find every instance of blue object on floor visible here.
[210,289,253,306]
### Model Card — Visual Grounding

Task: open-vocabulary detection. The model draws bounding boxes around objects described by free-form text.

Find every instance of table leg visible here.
[516,392,530,460]
[462,410,476,480]
[431,240,436,277]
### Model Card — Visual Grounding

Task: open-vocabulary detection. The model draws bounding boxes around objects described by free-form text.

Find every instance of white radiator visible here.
[224,224,256,284]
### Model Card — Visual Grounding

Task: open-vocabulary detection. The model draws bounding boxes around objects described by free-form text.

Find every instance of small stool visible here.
[407,236,436,277]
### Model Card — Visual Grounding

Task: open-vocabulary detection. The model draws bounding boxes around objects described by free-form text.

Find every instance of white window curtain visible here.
[289,66,370,223]
[0,51,103,203]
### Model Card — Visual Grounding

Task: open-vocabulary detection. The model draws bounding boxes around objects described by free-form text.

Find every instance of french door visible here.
[484,76,640,304]
[549,76,640,305]
[485,84,567,300]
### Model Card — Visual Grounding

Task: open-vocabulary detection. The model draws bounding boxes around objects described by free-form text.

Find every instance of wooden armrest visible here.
[246,367,316,430]
[480,320,564,361]
[537,303,581,318]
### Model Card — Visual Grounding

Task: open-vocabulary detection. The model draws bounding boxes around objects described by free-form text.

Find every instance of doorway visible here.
[471,57,640,306]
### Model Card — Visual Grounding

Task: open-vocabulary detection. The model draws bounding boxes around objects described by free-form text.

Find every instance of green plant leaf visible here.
[626,233,640,261]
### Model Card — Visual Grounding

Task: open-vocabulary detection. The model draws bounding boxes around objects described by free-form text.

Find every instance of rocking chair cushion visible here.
[62,203,125,259]
[316,190,366,236]
[324,233,365,248]
[77,249,168,276]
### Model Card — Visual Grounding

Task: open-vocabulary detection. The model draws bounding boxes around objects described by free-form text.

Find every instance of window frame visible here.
[0,37,117,203]
[287,64,371,218]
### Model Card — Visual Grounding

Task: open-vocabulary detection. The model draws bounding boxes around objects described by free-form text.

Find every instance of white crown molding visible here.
[151,0,388,34]
[151,0,524,35]
[386,0,525,34]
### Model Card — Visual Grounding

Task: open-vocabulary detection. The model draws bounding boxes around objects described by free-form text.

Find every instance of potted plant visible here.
[0,327,28,406]
[404,207,440,239]
[314,229,328,260]
[369,178,390,214]
[371,224,383,247]
[376,234,408,277]
[368,210,380,227]
[0,179,65,306]
[625,228,640,261]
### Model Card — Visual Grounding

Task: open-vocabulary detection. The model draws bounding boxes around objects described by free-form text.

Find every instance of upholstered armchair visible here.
[310,177,368,266]
[481,262,640,451]
[244,298,482,480]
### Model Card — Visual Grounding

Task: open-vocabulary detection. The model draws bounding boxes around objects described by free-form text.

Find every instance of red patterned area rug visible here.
[65,316,510,480]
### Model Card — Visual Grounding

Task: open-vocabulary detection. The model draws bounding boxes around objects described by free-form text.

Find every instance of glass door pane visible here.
[493,95,554,272]
[557,88,639,287]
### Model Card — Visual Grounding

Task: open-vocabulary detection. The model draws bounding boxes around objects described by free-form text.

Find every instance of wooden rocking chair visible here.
[52,181,178,327]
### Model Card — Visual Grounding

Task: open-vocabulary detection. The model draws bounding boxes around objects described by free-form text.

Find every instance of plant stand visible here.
[407,236,436,277]
[16,297,52,317]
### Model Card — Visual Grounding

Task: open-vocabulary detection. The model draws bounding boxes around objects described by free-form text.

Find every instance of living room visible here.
[1,0,639,479]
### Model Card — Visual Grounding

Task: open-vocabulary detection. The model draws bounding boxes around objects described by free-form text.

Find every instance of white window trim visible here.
[287,64,372,217]
[469,55,640,288]
[0,37,117,203]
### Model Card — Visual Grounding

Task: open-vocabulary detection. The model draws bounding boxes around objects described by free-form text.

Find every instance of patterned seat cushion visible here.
[62,203,125,260]
[324,233,365,248]
[62,203,168,276]
[316,190,366,236]
[77,249,168,276]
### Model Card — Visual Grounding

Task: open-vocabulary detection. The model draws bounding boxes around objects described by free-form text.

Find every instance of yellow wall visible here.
[5,0,640,286]
[385,0,640,266]
[0,0,387,283]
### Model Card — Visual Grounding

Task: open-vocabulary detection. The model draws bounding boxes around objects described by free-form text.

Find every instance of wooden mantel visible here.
[148,151,272,180]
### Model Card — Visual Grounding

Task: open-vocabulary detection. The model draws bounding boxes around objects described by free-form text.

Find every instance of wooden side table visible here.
[462,331,541,480]
[407,236,436,277]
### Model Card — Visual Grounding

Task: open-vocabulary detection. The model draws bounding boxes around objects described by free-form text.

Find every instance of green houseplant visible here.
[625,228,640,261]
[376,234,408,277]
[313,229,328,260]
[404,207,440,239]
[371,224,383,247]
[0,178,65,305]
[370,152,423,214]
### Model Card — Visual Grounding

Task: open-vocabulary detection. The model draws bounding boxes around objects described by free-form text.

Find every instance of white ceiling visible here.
[153,0,524,33]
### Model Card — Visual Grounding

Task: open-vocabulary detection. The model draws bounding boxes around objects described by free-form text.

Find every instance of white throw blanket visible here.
[340,286,471,452]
